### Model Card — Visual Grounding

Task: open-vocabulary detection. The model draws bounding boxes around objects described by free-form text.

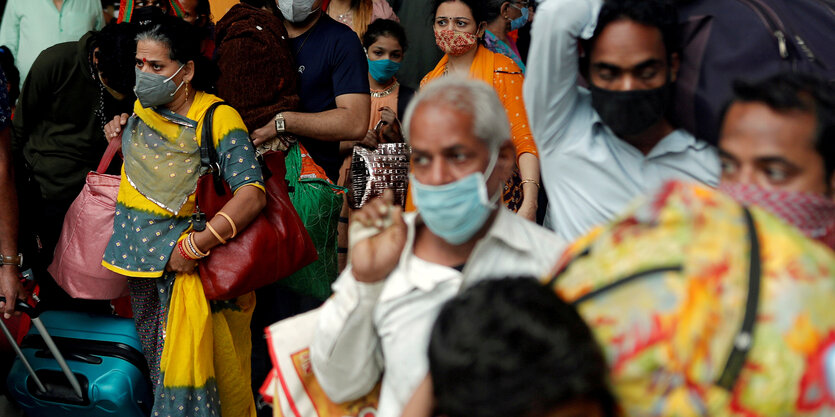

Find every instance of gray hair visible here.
[403,76,511,152]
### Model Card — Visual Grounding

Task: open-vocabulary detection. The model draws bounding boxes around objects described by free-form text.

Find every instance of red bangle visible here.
[177,239,196,260]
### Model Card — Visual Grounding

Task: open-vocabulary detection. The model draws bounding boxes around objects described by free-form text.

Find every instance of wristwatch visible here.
[274,112,286,134]
[0,253,23,267]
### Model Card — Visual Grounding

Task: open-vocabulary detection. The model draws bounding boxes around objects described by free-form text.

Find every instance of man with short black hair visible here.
[719,72,835,249]
[425,277,616,417]
[524,0,719,241]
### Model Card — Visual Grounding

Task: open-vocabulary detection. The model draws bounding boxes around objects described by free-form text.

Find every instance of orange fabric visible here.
[406,46,537,212]
[368,86,399,130]
[420,46,538,160]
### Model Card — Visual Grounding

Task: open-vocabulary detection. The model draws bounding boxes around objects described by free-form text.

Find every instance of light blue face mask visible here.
[410,152,500,245]
[367,58,402,83]
[509,4,529,32]
[133,64,185,108]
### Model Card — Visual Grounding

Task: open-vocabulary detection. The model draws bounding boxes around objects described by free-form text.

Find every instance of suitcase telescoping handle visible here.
[0,296,84,399]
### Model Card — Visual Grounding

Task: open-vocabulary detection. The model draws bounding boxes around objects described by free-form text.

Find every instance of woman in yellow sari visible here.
[103,15,265,417]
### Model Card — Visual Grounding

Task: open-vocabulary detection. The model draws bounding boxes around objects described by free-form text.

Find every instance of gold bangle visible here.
[206,222,227,245]
[216,212,237,238]
[181,235,200,260]
[520,179,540,189]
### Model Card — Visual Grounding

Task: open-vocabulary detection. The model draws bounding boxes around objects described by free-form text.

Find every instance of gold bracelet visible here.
[216,212,237,238]
[206,222,227,245]
[181,235,201,260]
[520,179,540,188]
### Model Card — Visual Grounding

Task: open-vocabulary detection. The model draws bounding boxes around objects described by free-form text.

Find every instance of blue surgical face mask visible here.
[410,152,499,245]
[509,5,529,32]
[367,58,402,83]
[133,64,185,108]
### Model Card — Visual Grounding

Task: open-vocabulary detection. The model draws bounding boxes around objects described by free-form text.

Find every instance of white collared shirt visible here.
[523,0,720,242]
[310,209,565,417]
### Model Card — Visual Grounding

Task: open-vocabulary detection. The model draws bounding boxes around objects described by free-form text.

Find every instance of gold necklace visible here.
[371,80,399,98]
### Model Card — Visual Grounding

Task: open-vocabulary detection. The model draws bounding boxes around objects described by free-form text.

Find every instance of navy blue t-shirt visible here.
[291,14,369,181]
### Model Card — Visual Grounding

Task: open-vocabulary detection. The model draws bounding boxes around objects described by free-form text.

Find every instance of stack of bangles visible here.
[177,211,238,261]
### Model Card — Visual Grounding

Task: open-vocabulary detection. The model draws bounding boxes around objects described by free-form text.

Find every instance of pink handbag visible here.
[48,136,128,300]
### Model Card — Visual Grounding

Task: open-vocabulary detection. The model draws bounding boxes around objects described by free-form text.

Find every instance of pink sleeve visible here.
[371,0,399,22]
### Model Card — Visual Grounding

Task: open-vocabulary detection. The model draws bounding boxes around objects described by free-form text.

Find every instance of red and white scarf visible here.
[721,182,835,250]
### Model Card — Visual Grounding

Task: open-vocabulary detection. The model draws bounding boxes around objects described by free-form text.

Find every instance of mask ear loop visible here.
[166,63,187,97]
[482,147,503,205]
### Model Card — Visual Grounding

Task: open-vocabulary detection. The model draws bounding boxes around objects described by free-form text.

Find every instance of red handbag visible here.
[196,102,317,300]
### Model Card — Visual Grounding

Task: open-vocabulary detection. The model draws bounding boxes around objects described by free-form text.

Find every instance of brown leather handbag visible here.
[196,102,317,300]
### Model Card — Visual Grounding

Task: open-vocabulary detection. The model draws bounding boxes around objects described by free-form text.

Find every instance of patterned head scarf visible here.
[118,0,185,23]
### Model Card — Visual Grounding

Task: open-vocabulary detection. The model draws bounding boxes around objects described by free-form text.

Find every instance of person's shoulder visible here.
[493,53,522,74]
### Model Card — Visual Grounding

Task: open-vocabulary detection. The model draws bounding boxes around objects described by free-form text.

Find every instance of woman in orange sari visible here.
[418,0,540,221]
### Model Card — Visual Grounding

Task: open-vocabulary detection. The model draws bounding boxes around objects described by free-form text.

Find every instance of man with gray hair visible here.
[310,76,564,417]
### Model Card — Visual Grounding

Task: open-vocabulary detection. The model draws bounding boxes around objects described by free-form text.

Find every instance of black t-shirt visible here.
[290,13,370,181]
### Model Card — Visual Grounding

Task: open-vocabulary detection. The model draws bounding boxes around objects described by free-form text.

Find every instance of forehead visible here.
[720,101,818,157]
[590,19,667,67]
[136,39,172,61]
[408,102,481,151]
[436,0,474,19]
[369,35,402,51]
[179,0,198,12]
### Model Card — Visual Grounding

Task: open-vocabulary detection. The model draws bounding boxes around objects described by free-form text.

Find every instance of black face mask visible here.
[590,82,671,137]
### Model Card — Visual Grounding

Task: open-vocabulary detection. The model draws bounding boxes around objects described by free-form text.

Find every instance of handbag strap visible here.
[96,133,123,174]
[199,101,274,198]
[200,102,230,196]
[716,206,761,390]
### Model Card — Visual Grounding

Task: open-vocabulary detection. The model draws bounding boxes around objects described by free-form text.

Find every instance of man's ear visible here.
[669,52,680,83]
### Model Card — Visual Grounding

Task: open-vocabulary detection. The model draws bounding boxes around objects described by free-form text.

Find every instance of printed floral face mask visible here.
[434,29,478,56]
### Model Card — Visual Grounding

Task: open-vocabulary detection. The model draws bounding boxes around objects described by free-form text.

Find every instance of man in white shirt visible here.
[310,77,564,417]
[523,0,720,241]
[0,0,104,89]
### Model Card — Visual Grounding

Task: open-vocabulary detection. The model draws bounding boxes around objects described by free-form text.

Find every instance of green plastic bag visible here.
[281,143,346,300]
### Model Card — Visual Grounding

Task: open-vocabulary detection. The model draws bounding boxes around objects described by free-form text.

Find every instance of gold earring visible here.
[185,83,189,102]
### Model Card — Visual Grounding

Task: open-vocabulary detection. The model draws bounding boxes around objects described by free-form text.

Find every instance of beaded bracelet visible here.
[177,238,198,261]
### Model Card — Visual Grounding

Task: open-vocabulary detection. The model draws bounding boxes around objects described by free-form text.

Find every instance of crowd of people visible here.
[0,0,833,416]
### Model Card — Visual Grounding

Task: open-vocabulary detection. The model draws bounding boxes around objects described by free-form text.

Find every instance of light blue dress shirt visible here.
[0,0,103,89]
[523,0,720,242]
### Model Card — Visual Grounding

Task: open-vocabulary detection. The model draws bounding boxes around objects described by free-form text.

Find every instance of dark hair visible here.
[432,0,488,28]
[581,0,679,74]
[484,0,508,23]
[135,14,217,92]
[726,72,835,182]
[0,46,20,104]
[429,277,617,417]
[94,22,140,96]
[362,19,409,52]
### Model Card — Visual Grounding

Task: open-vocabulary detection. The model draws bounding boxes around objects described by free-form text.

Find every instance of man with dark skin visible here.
[249,0,370,182]
[718,72,835,248]
[524,0,719,241]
